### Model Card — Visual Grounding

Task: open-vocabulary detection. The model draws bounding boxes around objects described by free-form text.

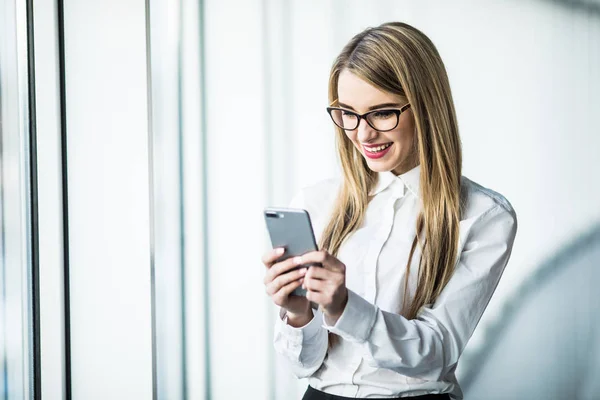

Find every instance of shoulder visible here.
[460,175,517,227]
[457,176,518,269]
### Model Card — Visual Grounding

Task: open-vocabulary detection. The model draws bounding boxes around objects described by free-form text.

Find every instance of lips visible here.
[362,142,393,159]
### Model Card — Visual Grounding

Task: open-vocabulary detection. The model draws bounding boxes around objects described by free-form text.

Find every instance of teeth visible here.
[365,143,392,153]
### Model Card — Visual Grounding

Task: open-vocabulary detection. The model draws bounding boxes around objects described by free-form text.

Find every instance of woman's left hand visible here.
[294,250,348,325]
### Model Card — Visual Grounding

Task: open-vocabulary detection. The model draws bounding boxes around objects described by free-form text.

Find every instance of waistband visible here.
[302,385,451,400]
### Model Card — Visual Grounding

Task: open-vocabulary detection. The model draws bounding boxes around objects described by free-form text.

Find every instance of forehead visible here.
[337,69,404,111]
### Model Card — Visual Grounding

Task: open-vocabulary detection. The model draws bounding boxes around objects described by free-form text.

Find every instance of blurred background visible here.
[1,0,599,399]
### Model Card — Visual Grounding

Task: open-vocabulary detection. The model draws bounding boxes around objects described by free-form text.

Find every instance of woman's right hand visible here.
[262,248,311,318]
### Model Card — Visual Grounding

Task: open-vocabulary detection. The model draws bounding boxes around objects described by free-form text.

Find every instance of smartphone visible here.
[264,207,322,297]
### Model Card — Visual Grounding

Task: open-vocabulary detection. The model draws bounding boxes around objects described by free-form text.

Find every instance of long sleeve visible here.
[273,306,329,378]
[323,204,518,381]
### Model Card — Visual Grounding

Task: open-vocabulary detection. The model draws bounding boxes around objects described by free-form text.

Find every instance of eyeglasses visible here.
[326,103,411,132]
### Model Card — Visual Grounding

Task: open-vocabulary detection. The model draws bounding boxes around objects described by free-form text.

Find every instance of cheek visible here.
[389,129,412,147]
[392,119,416,146]
[344,131,360,149]
[398,111,416,137]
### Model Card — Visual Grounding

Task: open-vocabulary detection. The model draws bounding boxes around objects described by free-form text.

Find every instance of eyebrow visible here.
[337,102,404,112]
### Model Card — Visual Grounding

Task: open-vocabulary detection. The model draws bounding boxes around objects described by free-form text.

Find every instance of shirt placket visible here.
[364,189,403,304]
[351,184,404,397]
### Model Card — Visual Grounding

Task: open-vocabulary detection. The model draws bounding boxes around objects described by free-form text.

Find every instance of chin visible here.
[364,160,393,172]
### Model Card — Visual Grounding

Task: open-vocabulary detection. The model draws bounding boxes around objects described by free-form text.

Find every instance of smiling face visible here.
[337,69,418,175]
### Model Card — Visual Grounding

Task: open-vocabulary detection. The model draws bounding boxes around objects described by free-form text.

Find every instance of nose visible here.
[356,117,377,143]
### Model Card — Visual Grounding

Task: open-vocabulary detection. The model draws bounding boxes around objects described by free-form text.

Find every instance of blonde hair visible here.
[320,22,462,347]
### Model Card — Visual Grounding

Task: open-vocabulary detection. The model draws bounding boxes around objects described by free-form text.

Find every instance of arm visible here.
[273,306,328,378]
[323,204,518,381]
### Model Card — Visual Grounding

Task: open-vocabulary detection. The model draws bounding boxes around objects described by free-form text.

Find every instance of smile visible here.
[363,143,393,159]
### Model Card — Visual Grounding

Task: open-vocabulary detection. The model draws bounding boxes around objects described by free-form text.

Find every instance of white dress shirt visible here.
[273,164,518,399]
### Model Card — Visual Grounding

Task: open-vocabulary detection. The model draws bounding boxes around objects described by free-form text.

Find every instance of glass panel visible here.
[31,0,67,397]
[0,0,34,398]
[147,0,209,397]
[146,0,186,398]
[61,0,154,397]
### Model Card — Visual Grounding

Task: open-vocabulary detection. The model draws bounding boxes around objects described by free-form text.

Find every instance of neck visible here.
[392,156,419,176]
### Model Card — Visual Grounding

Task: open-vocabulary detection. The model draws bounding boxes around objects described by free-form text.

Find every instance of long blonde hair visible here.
[320,22,462,346]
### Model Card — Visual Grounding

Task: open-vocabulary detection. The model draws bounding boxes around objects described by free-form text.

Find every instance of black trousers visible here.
[302,385,451,400]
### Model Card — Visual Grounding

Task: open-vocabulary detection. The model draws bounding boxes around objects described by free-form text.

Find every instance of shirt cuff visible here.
[321,289,378,343]
[277,307,323,347]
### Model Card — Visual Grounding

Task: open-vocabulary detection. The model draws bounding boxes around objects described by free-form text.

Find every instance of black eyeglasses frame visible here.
[326,103,411,132]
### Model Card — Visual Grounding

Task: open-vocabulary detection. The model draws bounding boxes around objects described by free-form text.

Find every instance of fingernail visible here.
[299,268,307,275]
[293,256,303,265]
[276,248,284,255]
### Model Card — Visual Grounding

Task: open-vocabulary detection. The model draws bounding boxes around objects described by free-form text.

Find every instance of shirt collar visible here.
[369,164,421,198]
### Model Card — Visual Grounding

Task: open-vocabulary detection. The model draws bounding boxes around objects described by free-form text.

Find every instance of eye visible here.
[371,110,395,119]
[341,110,357,119]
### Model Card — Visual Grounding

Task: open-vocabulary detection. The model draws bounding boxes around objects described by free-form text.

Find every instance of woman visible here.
[262,22,517,400]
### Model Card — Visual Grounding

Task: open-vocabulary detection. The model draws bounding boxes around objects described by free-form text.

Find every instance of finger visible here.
[303,275,325,293]
[269,254,308,280]
[266,267,307,295]
[298,250,345,273]
[273,278,304,306]
[305,290,326,305]
[264,256,299,285]
[306,265,333,280]
[262,247,285,268]
[297,250,327,266]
